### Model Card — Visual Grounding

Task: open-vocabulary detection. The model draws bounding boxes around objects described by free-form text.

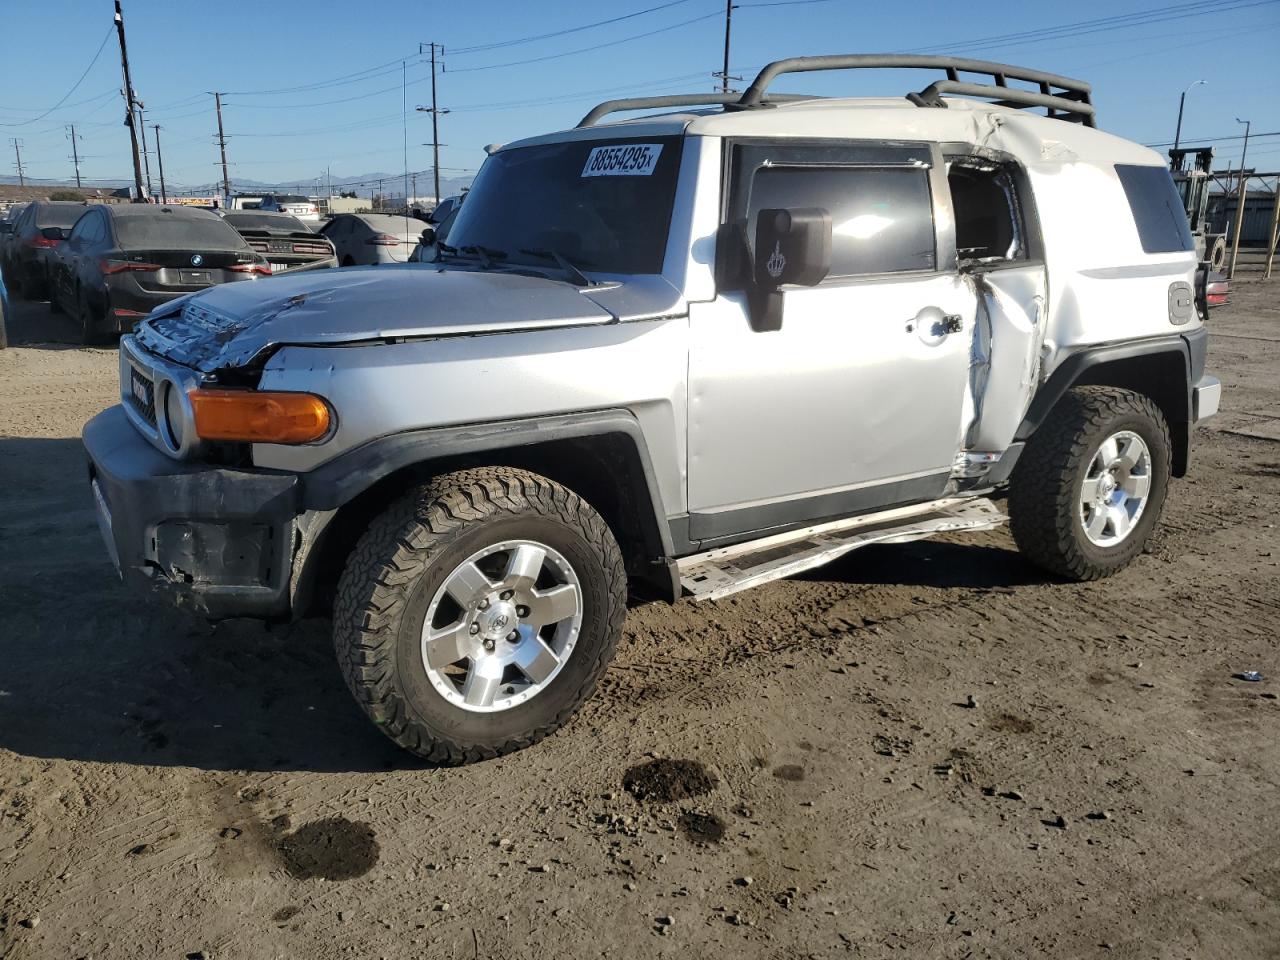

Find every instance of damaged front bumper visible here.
[83,405,300,619]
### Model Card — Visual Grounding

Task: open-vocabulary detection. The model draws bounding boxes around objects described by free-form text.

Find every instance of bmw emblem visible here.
[190,254,204,267]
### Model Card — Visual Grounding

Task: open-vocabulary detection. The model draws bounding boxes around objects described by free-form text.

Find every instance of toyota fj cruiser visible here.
[83,55,1221,763]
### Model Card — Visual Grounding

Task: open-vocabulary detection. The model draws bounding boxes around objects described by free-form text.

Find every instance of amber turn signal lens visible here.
[189,389,331,444]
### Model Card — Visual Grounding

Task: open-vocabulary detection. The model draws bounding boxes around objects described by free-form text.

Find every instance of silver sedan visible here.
[319,213,423,266]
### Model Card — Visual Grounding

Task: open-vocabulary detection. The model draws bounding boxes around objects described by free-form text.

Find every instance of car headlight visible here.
[163,381,186,450]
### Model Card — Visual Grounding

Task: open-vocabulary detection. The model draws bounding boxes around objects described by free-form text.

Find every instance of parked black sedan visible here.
[218,211,337,274]
[1,200,89,299]
[49,204,269,343]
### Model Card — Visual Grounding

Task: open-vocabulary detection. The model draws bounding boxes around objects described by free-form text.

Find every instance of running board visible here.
[678,498,1006,601]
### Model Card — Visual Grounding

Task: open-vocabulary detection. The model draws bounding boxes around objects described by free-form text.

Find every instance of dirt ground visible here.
[1,282,1278,960]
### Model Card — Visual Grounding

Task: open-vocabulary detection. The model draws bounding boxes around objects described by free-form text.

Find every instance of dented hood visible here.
[132,264,679,373]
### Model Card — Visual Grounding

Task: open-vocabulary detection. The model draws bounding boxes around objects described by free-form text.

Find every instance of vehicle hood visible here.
[132,264,682,373]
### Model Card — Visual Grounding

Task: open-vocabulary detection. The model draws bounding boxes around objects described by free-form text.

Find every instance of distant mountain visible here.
[0,171,475,198]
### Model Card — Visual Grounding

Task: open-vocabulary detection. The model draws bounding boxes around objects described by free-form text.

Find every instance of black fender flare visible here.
[291,409,677,613]
[1012,329,1203,477]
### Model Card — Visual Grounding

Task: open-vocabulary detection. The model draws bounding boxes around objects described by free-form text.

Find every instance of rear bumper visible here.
[83,404,301,619]
[105,273,256,332]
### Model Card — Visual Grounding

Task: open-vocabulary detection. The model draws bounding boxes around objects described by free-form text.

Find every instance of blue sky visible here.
[1,0,1277,195]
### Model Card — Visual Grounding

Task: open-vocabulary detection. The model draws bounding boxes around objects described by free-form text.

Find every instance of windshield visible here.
[444,135,683,275]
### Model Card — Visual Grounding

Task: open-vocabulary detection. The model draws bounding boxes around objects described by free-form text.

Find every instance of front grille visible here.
[128,365,156,427]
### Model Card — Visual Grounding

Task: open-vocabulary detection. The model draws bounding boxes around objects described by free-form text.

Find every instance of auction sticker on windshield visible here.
[582,143,663,177]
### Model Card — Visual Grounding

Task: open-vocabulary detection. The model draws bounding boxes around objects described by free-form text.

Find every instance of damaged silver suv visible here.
[83,56,1221,763]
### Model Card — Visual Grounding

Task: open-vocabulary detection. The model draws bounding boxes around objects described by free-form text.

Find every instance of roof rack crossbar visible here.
[912,80,1096,125]
[577,92,815,128]
[736,54,1095,127]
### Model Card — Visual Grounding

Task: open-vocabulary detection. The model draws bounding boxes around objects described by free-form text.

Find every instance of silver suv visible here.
[83,56,1221,763]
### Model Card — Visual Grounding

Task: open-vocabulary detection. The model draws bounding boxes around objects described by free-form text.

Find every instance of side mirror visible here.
[419,227,437,246]
[41,226,68,241]
[747,207,831,332]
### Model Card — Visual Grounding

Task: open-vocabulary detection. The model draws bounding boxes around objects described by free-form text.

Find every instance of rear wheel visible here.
[333,467,627,764]
[78,288,109,346]
[1009,386,1171,581]
[19,272,44,301]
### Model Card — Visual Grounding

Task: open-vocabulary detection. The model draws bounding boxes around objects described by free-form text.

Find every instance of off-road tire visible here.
[1008,386,1171,581]
[333,467,627,764]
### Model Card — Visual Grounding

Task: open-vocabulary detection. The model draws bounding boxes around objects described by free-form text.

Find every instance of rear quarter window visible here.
[1114,164,1193,254]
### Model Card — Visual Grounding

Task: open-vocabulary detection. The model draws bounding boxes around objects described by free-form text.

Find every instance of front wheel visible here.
[333,467,627,764]
[1009,386,1171,581]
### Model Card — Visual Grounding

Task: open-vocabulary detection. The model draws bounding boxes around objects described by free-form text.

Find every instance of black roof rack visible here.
[577,92,814,128]
[578,55,1095,130]
[736,55,1095,127]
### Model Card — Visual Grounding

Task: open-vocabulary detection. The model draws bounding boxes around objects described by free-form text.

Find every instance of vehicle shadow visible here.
[795,534,1050,589]
[0,435,418,774]
[2,295,124,350]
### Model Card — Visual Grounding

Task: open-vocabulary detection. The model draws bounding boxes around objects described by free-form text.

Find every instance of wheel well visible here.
[1025,350,1191,476]
[295,433,673,617]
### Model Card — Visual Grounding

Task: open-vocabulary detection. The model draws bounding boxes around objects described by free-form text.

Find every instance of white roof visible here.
[505,96,1165,169]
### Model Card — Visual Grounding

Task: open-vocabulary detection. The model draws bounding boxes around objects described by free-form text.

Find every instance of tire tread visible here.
[332,467,626,765]
[1008,386,1171,581]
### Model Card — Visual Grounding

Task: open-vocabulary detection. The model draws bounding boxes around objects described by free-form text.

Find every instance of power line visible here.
[224,54,420,98]
[1146,131,1280,147]
[450,0,696,54]
[910,0,1273,55]
[448,9,724,73]
[0,26,114,127]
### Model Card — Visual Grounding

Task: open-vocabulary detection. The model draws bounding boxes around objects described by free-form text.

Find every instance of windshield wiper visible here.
[518,247,594,287]
[460,244,508,269]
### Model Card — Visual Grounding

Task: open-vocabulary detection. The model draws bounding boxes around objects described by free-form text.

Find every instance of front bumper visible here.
[83,404,300,619]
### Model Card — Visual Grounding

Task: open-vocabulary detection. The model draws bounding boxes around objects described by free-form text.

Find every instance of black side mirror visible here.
[419,227,437,246]
[747,207,832,332]
[41,226,68,241]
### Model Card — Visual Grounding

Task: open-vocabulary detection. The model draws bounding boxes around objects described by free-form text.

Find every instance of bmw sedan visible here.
[50,204,269,344]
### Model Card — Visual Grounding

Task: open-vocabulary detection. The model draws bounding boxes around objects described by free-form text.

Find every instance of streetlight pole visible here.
[1229,117,1252,279]
[1172,79,1205,153]
[1236,117,1252,193]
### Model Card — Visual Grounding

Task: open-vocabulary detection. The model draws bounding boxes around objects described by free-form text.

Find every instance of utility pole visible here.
[136,104,154,200]
[326,165,332,201]
[67,125,83,188]
[411,172,417,209]
[714,0,738,93]
[1264,174,1279,280]
[10,138,24,187]
[416,42,449,206]
[113,0,146,201]
[152,124,167,203]
[213,92,231,202]
[1172,79,1206,153]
